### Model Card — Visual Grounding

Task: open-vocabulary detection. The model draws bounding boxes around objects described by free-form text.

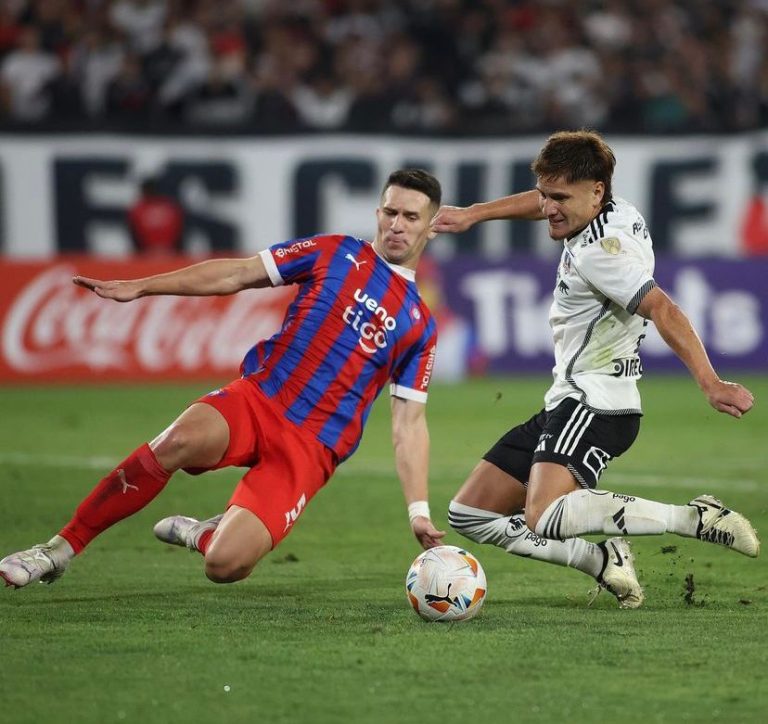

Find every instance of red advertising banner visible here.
[0,257,295,383]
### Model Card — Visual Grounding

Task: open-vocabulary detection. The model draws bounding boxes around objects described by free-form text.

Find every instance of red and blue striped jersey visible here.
[240,234,438,461]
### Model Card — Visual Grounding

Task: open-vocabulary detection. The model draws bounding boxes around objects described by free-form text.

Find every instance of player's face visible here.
[537,176,605,240]
[374,185,437,269]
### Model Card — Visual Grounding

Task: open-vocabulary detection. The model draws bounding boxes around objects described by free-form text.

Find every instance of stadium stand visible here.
[0,0,765,134]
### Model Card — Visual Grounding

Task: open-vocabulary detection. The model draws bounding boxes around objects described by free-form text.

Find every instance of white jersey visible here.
[545,196,656,414]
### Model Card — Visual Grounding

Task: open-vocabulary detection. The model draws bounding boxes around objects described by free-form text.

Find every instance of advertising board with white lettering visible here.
[0,258,295,383]
[437,257,768,374]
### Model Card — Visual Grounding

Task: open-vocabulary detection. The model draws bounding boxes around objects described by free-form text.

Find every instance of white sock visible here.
[534,489,698,540]
[46,534,75,563]
[448,501,604,578]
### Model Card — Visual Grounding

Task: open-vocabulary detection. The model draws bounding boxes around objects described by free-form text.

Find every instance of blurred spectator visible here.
[105,52,152,122]
[30,0,76,55]
[291,65,353,130]
[127,177,185,256]
[391,76,457,132]
[142,21,185,113]
[69,27,124,117]
[583,0,633,51]
[465,40,544,131]
[184,56,252,127]
[153,13,210,112]
[110,0,167,56]
[0,25,60,121]
[539,13,606,128]
[0,6,23,59]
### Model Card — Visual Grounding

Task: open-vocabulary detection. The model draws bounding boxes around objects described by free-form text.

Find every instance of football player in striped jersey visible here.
[0,169,446,589]
[434,130,759,608]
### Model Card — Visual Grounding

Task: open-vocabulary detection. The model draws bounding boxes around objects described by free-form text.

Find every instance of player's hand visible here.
[73,276,142,302]
[704,379,754,418]
[411,516,446,550]
[431,205,475,234]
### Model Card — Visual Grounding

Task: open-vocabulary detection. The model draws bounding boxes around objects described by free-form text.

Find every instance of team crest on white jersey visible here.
[600,237,622,255]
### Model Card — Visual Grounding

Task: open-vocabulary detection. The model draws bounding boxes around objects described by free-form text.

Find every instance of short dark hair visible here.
[532,130,616,202]
[383,169,442,209]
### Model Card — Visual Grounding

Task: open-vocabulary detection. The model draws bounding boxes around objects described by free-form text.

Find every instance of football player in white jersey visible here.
[432,130,759,609]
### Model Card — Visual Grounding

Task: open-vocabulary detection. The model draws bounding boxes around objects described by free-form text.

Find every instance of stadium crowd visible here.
[0,0,766,134]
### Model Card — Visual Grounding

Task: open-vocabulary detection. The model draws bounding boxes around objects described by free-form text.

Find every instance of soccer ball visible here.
[405,545,487,622]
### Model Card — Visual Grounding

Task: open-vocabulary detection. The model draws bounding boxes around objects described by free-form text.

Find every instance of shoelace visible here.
[31,545,56,567]
[31,545,67,583]
[700,527,735,546]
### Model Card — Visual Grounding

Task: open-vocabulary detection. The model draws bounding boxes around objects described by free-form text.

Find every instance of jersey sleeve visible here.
[389,324,438,404]
[258,236,327,286]
[575,233,656,314]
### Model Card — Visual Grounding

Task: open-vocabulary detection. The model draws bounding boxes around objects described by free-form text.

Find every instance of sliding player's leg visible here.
[154,377,338,583]
[0,401,230,589]
[201,505,273,583]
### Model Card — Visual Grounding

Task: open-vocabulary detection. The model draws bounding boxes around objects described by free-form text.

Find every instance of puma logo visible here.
[117,469,139,494]
[345,253,367,270]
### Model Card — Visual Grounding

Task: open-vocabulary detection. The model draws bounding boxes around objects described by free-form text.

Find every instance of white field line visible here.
[0,451,760,492]
[0,452,119,470]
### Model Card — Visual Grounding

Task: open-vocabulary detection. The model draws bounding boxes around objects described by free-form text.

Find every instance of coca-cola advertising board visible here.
[0,258,295,383]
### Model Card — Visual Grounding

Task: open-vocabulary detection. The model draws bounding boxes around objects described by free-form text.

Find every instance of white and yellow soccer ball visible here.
[405,545,487,622]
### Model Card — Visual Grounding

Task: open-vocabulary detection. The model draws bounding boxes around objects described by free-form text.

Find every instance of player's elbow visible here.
[636,286,677,323]
[647,302,690,351]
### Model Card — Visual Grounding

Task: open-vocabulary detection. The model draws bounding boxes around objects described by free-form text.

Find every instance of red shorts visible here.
[190,377,338,548]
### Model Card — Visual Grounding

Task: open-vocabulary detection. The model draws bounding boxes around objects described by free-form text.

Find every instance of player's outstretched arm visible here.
[431,189,544,234]
[637,286,755,418]
[390,396,446,549]
[73,255,272,301]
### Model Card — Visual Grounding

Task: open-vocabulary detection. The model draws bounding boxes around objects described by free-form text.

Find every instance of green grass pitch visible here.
[1,376,767,724]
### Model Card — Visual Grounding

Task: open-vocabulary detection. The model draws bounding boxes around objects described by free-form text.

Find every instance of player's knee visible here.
[524,487,558,534]
[204,556,255,584]
[152,424,202,469]
[448,500,478,541]
[524,507,542,533]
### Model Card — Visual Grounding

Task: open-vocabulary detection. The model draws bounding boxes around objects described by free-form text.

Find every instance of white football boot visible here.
[689,495,760,557]
[153,514,223,552]
[594,537,644,609]
[0,536,73,589]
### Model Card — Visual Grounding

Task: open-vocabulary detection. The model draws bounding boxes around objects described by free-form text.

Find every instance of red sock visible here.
[59,444,172,554]
[197,529,214,555]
